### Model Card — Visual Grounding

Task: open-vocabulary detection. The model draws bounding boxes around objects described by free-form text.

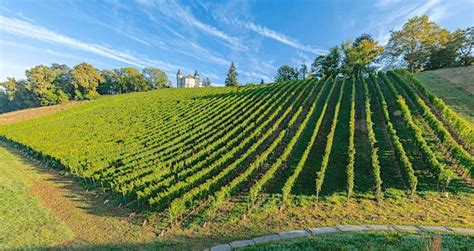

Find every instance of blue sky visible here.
[0,0,472,85]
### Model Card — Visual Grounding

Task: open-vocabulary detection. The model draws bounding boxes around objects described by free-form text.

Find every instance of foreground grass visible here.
[0,142,167,249]
[0,144,73,249]
[239,231,474,250]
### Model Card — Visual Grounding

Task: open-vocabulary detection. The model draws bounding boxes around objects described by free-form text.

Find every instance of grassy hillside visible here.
[0,70,473,233]
[415,66,474,122]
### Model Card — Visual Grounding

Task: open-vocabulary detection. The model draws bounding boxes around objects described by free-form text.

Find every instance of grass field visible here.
[415,66,474,123]
[0,68,473,249]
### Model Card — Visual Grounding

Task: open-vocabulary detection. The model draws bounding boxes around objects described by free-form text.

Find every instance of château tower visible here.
[176,69,201,88]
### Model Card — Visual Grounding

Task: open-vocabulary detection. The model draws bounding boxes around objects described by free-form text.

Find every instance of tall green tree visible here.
[202,77,211,87]
[424,27,473,70]
[50,64,71,96]
[299,62,308,80]
[275,65,298,82]
[385,15,450,72]
[25,65,63,105]
[342,34,384,75]
[311,55,326,78]
[225,62,238,87]
[97,69,119,95]
[0,78,39,113]
[457,27,473,66]
[142,67,170,89]
[311,47,341,79]
[115,67,152,93]
[260,79,265,85]
[70,63,102,100]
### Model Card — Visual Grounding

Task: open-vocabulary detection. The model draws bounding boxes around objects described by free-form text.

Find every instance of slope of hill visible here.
[0,101,85,125]
[415,66,474,122]
[0,70,473,238]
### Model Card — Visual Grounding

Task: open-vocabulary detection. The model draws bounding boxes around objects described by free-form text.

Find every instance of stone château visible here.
[176,69,201,88]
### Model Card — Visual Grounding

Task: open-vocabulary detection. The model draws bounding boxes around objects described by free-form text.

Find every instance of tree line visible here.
[273,15,473,82]
[0,63,170,113]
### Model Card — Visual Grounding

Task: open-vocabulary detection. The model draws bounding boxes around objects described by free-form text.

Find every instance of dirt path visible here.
[1,142,158,248]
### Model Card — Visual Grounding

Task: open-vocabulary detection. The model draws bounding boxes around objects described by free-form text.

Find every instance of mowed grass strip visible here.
[415,66,474,123]
[0,142,73,249]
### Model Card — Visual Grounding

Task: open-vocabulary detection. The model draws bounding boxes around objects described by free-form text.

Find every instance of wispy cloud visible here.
[0,39,104,64]
[0,15,182,72]
[137,0,247,51]
[235,20,327,55]
[371,0,449,44]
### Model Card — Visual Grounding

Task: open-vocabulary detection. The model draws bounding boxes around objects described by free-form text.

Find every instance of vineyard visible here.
[0,70,473,224]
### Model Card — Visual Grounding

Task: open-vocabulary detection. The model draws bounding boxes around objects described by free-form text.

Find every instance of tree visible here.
[115,67,152,93]
[260,79,265,85]
[275,65,298,82]
[385,15,450,72]
[70,63,102,100]
[425,30,461,70]
[353,33,373,48]
[311,55,326,78]
[2,77,18,101]
[311,47,341,79]
[457,27,474,66]
[225,62,238,87]
[342,34,384,75]
[50,64,72,97]
[25,65,63,105]
[0,78,39,112]
[202,77,211,87]
[97,70,119,95]
[299,62,308,80]
[143,67,169,89]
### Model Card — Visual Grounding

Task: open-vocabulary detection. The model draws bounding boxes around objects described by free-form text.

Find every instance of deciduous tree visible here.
[70,63,102,99]
[26,65,62,105]
[115,67,152,93]
[143,67,170,89]
[385,15,450,72]
[275,65,298,82]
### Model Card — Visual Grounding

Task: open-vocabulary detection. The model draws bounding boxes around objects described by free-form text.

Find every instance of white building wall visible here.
[176,74,201,88]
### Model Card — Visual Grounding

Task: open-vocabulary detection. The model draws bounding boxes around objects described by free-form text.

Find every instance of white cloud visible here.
[236,20,327,55]
[0,15,183,72]
[0,40,115,80]
[371,0,449,44]
[374,0,402,8]
[137,0,247,51]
